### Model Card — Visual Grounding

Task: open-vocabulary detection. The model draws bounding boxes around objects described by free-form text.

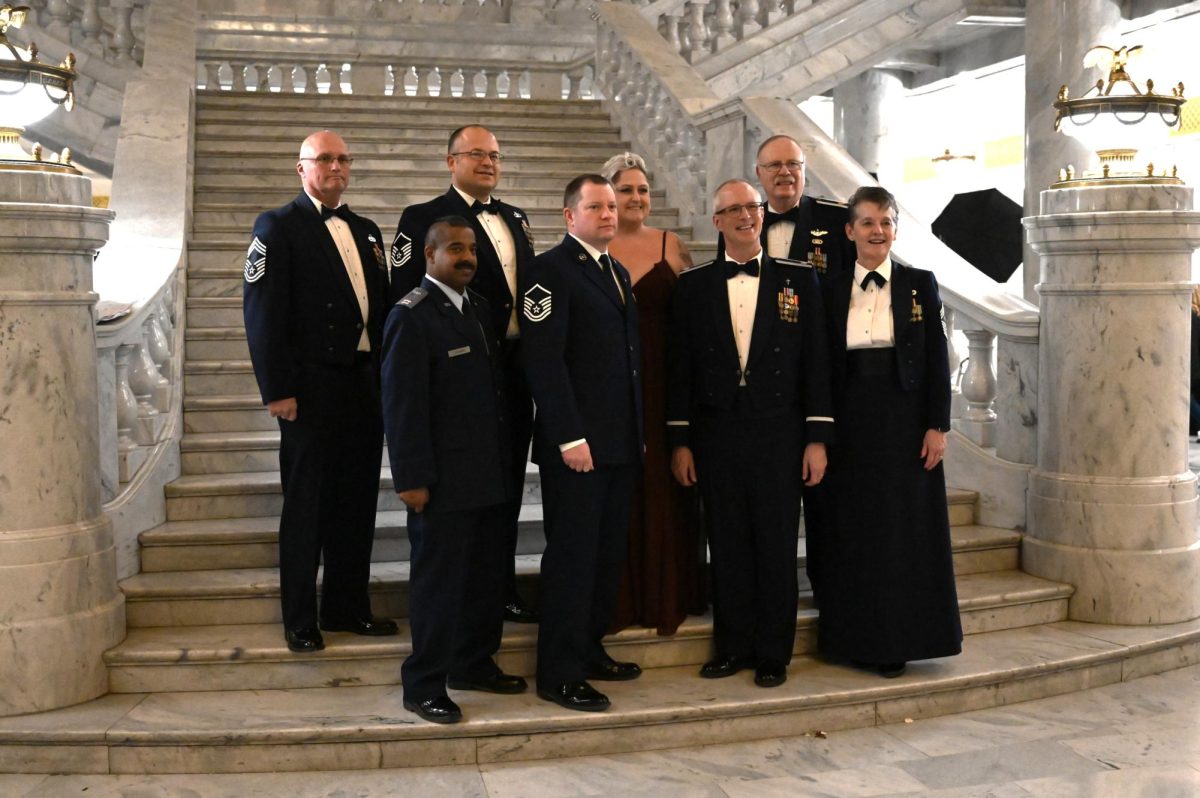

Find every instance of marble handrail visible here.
[197,54,596,100]
[597,2,1038,467]
[20,0,147,67]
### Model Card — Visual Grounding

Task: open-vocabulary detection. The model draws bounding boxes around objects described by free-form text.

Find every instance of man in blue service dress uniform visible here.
[381,216,528,724]
[753,134,855,607]
[519,175,644,712]
[243,130,398,652]
[389,124,539,624]
[667,178,834,688]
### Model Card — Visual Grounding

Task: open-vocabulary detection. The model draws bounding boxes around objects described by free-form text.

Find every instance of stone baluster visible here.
[663,13,683,56]
[710,0,735,51]
[203,61,222,91]
[758,0,783,27]
[294,63,313,94]
[278,64,295,93]
[44,0,72,35]
[114,344,140,457]
[957,325,997,447]
[415,65,432,97]
[484,69,499,99]
[450,68,465,98]
[109,0,137,65]
[128,339,166,422]
[254,63,273,92]
[328,63,344,94]
[79,0,102,42]
[685,2,709,63]
[230,62,247,92]
[145,315,170,377]
[943,306,964,418]
[736,0,761,38]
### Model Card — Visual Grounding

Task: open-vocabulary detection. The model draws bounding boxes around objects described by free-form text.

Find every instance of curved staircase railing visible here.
[92,0,195,579]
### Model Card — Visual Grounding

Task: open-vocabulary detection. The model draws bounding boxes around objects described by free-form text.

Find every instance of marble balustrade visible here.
[195,56,594,100]
[639,0,798,64]
[17,0,147,67]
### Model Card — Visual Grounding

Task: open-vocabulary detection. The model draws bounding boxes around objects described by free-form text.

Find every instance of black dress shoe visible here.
[447,671,528,694]
[403,695,462,724]
[585,655,642,681]
[699,654,754,679]
[878,662,907,678]
[319,616,399,636]
[502,601,539,624]
[536,681,610,712]
[754,662,787,688]
[284,627,325,653]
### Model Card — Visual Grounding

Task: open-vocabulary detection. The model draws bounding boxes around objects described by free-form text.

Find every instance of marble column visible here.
[1023,184,1200,625]
[832,68,905,183]
[0,169,123,716]
[1022,0,1122,302]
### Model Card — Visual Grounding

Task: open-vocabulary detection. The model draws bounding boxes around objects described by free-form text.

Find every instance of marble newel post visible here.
[1024,185,1200,624]
[0,169,124,716]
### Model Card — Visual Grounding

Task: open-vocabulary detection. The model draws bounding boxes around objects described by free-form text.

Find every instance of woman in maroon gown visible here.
[601,152,706,635]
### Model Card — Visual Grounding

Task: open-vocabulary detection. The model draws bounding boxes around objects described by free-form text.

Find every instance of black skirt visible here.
[818,348,963,664]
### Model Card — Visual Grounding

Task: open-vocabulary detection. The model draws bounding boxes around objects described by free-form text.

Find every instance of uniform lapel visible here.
[788,197,815,260]
[566,235,624,311]
[890,262,908,342]
[299,194,362,313]
[830,267,853,356]
[447,188,507,292]
[747,255,777,367]
[424,276,478,347]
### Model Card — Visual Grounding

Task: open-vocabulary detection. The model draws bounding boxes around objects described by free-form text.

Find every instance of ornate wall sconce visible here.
[0,4,77,172]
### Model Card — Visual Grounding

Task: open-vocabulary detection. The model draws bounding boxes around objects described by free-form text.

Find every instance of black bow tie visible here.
[320,204,352,222]
[763,205,800,228]
[860,271,886,291]
[725,259,760,279]
[470,199,499,215]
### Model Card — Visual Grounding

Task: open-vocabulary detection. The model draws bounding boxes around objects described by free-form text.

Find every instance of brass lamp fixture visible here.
[0,4,78,173]
[1052,44,1185,187]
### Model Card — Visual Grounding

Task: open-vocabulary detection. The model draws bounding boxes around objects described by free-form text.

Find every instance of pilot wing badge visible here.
[523,283,552,322]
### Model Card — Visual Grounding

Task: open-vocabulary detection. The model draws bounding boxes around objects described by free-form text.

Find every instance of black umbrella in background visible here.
[931,188,1023,283]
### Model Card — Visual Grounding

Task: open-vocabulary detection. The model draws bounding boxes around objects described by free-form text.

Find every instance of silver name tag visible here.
[448,346,471,358]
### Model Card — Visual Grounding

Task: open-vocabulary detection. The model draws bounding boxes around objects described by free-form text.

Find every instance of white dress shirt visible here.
[425,274,465,312]
[309,193,370,352]
[453,185,520,338]
[725,251,762,386]
[764,206,797,259]
[847,257,895,350]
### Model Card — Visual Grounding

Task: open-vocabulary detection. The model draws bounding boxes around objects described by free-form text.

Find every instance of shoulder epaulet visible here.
[774,257,812,269]
[815,197,847,208]
[398,287,428,308]
[680,260,714,276]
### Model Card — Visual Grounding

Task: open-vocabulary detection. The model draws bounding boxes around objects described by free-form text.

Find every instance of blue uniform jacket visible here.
[243,192,388,405]
[666,255,835,448]
[388,187,536,341]
[380,279,511,512]
[823,262,952,432]
[518,235,643,467]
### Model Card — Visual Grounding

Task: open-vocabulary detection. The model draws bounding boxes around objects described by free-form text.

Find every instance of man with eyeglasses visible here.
[243,130,398,653]
[667,178,833,689]
[389,125,539,625]
[754,135,856,280]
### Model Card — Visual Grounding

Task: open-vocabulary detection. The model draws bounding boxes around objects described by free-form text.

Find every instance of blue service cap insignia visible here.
[523,283,551,322]
[244,236,266,283]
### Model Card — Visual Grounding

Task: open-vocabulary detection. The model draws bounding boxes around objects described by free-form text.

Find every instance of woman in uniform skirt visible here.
[818,186,962,678]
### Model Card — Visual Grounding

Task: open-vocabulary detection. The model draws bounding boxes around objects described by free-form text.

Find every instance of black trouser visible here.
[693,399,802,666]
[535,462,637,687]
[499,338,535,603]
[277,358,383,630]
[401,503,507,701]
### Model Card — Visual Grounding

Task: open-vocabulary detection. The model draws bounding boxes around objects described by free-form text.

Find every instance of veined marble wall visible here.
[0,170,124,717]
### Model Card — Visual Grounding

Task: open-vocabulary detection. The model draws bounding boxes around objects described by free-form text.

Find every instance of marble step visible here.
[193,168,601,193]
[121,510,984,629]
[9,618,1200,776]
[138,505,548,573]
[179,430,388,474]
[183,394,275,433]
[192,187,667,211]
[182,359,260,397]
[191,153,623,173]
[195,97,609,121]
[195,91,604,110]
[184,327,250,359]
[108,566,1068,692]
[163,466,545,522]
[191,206,680,233]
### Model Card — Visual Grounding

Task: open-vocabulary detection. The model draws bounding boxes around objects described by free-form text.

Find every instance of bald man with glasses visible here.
[388,125,539,624]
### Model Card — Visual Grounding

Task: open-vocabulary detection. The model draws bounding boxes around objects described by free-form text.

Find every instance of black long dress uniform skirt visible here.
[818,347,963,664]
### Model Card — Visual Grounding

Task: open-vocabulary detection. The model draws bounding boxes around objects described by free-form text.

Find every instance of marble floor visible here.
[3,663,1199,797]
